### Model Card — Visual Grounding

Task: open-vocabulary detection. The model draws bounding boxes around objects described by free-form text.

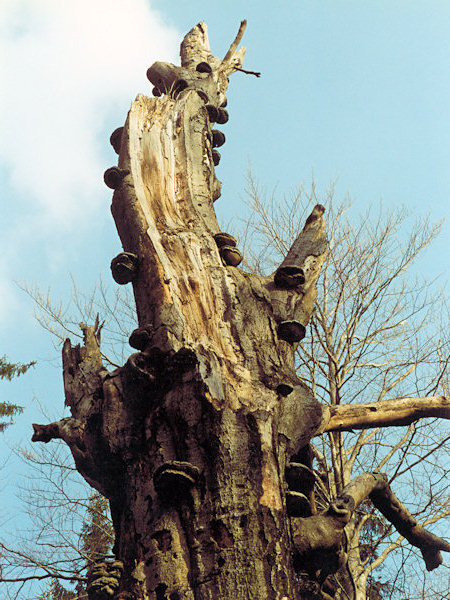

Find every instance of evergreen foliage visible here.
[0,355,35,431]
[79,494,114,562]
[38,579,78,600]
[0,356,35,381]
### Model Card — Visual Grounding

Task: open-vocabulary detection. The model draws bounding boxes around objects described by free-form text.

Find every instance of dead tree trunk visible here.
[31,22,449,600]
[36,22,328,600]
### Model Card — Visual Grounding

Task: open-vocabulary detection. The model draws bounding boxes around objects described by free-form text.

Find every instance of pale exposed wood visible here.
[180,22,221,70]
[318,396,450,433]
[179,20,247,77]
[112,90,328,413]
[222,20,247,67]
[148,21,248,110]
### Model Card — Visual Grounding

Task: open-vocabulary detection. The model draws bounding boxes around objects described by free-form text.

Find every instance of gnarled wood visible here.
[293,472,450,598]
[32,21,329,600]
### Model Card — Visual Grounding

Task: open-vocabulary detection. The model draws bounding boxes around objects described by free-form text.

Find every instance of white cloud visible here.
[0,0,180,225]
[0,0,180,327]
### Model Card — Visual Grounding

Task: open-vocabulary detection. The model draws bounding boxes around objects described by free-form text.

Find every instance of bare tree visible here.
[0,440,114,600]
[21,278,137,368]
[242,176,450,599]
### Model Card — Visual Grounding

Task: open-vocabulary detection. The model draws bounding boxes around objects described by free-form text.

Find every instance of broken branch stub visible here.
[274,204,326,290]
[269,204,328,350]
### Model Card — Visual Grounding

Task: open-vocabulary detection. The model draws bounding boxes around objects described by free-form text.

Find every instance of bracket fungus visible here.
[274,265,305,289]
[110,252,139,285]
[215,107,229,124]
[129,326,153,351]
[87,559,124,600]
[206,104,219,122]
[109,127,124,155]
[212,129,226,147]
[124,352,159,390]
[220,245,243,267]
[153,461,200,503]
[214,232,237,248]
[278,320,306,343]
[214,232,243,266]
[196,61,213,73]
[286,491,312,518]
[103,167,129,190]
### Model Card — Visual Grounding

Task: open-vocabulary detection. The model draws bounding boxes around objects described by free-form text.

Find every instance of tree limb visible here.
[270,204,328,338]
[0,573,85,583]
[222,19,247,64]
[293,472,450,577]
[368,477,450,570]
[317,396,450,433]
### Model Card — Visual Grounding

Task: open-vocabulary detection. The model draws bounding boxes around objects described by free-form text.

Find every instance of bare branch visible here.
[319,396,450,433]
[369,479,450,570]
[222,19,247,63]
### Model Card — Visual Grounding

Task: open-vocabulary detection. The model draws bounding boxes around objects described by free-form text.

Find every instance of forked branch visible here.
[293,472,450,579]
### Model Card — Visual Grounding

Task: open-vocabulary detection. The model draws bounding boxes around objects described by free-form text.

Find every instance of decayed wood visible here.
[181,20,247,75]
[111,91,328,404]
[30,20,450,600]
[318,396,450,433]
[107,82,328,597]
[148,21,247,110]
[31,21,330,600]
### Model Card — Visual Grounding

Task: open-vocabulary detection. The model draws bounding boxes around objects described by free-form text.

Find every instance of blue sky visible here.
[0,0,449,590]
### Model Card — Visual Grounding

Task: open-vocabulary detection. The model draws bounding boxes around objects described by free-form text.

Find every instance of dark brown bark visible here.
[31,21,450,600]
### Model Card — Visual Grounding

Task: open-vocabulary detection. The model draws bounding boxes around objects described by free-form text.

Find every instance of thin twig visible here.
[234,66,261,77]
